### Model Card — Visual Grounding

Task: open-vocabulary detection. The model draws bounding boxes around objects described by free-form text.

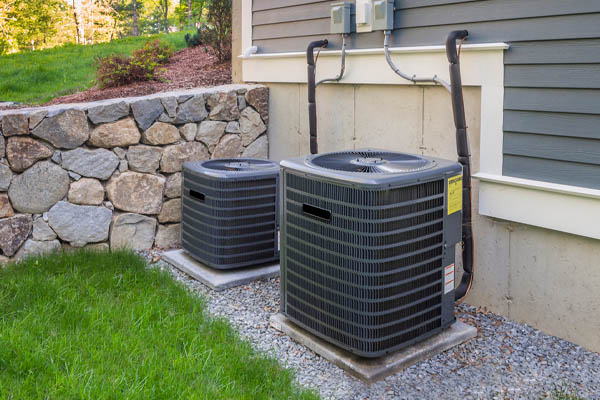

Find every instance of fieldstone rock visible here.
[32,217,57,241]
[31,109,89,149]
[28,110,48,130]
[237,95,246,111]
[15,239,61,260]
[161,97,178,118]
[103,201,114,211]
[6,137,53,172]
[68,178,104,205]
[175,95,208,124]
[131,98,164,130]
[226,121,241,134]
[89,117,140,148]
[197,121,226,152]
[207,91,240,121]
[0,255,9,264]
[212,134,242,159]
[0,214,32,256]
[165,173,182,198]
[158,113,176,123]
[240,107,267,146]
[113,147,126,159]
[110,213,157,251]
[180,123,197,141]
[1,114,28,136]
[126,145,162,173]
[0,194,14,218]
[61,148,119,180]
[106,172,165,214]
[0,163,11,191]
[142,122,180,145]
[177,94,193,103]
[155,224,180,248]
[8,161,69,213]
[161,142,209,173]
[242,135,268,159]
[119,160,128,172]
[69,171,82,181]
[48,201,112,247]
[84,242,109,251]
[51,150,61,164]
[245,86,269,124]
[158,199,181,223]
[87,101,129,124]
[0,134,5,158]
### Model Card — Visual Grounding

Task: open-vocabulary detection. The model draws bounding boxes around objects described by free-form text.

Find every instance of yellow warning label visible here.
[447,175,463,215]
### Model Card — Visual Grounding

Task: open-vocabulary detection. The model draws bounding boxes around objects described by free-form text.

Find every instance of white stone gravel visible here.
[148,256,600,400]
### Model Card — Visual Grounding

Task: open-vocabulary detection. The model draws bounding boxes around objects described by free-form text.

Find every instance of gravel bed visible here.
[146,254,600,400]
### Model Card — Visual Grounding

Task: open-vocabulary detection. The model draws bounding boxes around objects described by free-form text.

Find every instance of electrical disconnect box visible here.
[372,0,394,31]
[330,2,352,34]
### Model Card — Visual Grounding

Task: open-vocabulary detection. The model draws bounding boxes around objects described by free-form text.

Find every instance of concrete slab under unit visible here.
[270,313,477,383]
[162,249,280,291]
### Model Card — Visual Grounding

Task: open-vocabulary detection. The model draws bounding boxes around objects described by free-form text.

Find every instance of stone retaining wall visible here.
[0,84,269,261]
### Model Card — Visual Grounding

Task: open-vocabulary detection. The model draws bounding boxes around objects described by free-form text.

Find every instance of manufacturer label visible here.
[444,264,455,294]
[447,174,463,215]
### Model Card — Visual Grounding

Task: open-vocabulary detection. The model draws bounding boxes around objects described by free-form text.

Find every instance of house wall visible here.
[252,0,600,190]
[265,82,600,352]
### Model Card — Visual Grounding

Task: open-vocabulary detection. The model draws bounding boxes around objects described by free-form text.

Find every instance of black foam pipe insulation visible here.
[446,30,474,302]
[306,39,328,155]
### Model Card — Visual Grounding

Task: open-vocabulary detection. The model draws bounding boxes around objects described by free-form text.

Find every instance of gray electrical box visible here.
[330,2,352,34]
[372,0,394,31]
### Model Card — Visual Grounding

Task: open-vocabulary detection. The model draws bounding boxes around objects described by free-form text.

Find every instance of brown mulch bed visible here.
[44,45,231,106]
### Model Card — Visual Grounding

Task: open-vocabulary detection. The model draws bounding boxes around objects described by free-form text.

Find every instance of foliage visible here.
[203,0,231,62]
[0,32,187,104]
[175,0,206,29]
[0,249,319,399]
[95,38,173,88]
[184,25,209,47]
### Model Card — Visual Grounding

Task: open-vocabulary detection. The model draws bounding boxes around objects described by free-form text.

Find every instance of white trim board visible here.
[476,173,600,240]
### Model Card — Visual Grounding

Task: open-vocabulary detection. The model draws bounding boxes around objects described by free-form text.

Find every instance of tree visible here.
[132,0,138,35]
[174,0,204,29]
[73,0,84,44]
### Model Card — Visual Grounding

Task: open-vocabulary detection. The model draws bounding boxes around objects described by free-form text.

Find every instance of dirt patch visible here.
[43,45,231,106]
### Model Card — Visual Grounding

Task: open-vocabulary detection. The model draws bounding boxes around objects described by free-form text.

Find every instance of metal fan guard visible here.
[308,150,436,174]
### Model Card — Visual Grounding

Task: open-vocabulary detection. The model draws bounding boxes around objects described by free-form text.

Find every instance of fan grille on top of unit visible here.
[309,150,434,174]
[202,159,275,172]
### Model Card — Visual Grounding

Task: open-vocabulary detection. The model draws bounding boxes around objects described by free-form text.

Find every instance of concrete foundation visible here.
[263,83,600,353]
[163,249,280,290]
[270,313,477,383]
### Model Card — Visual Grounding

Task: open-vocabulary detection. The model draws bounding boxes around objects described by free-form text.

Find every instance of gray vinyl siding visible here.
[251,0,600,190]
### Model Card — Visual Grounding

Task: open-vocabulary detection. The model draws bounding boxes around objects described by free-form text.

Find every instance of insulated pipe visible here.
[384,31,451,92]
[307,39,329,154]
[445,30,474,302]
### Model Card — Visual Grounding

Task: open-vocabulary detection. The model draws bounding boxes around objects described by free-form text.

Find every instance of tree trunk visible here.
[73,0,85,44]
[187,0,192,27]
[163,0,169,32]
[132,0,138,36]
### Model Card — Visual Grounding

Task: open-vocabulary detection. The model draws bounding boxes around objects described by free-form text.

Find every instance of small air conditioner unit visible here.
[182,158,280,269]
[280,149,463,357]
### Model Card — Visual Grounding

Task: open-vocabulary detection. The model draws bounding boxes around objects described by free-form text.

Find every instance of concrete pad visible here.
[163,249,280,291]
[270,313,477,383]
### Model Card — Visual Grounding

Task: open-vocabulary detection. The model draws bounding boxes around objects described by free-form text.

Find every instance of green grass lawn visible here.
[0,32,189,105]
[0,250,318,400]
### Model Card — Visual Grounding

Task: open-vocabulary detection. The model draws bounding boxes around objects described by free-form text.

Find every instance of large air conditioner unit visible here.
[280,149,463,357]
[182,159,280,269]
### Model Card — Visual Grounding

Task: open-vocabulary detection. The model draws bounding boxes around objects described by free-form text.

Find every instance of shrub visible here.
[184,26,208,48]
[95,39,174,88]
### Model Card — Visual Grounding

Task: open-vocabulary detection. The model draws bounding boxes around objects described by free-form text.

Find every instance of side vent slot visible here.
[303,204,331,222]
[190,190,205,202]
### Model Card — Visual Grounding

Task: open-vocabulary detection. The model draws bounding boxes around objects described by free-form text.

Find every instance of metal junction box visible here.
[330,2,352,34]
[372,0,395,31]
